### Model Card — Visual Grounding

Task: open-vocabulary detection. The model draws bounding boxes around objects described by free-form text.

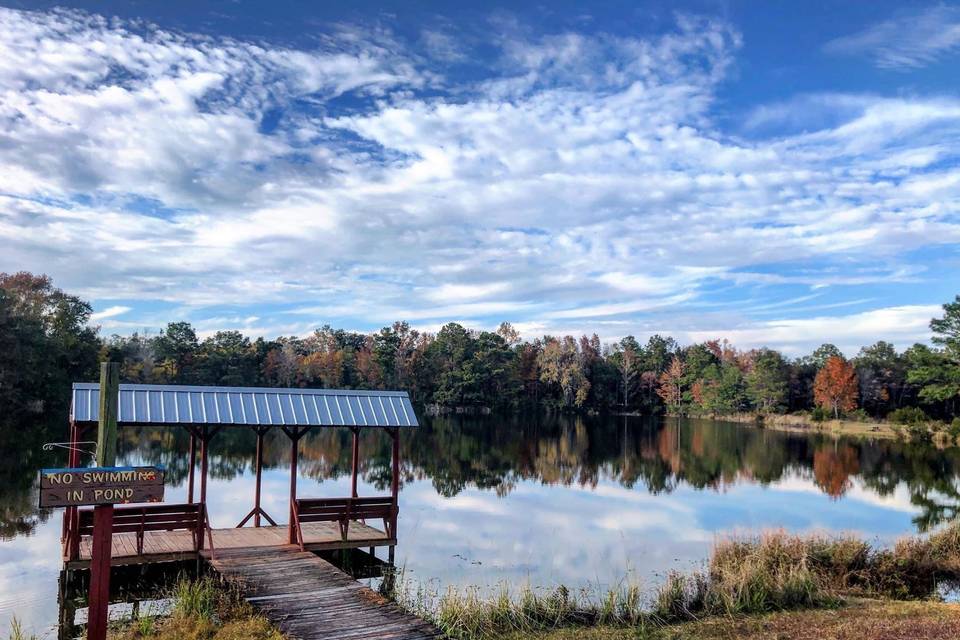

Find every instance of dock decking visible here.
[67,521,394,569]
[208,545,441,640]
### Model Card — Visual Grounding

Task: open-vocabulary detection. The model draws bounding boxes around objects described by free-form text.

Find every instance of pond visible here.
[2,413,959,637]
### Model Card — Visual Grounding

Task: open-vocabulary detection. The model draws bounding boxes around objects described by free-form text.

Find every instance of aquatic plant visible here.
[6,618,37,640]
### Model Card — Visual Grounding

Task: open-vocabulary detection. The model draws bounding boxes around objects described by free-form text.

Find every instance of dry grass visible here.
[504,600,960,640]
[387,572,651,640]
[111,577,282,640]
[653,524,960,622]
[385,524,960,639]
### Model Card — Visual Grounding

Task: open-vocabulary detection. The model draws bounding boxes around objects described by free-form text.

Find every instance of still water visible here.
[2,414,959,637]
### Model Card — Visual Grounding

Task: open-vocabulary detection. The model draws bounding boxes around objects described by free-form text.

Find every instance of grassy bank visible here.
[698,412,960,446]
[389,523,960,639]
[506,600,960,640]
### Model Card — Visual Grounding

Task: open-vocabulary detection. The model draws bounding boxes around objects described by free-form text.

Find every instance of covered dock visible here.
[61,383,418,569]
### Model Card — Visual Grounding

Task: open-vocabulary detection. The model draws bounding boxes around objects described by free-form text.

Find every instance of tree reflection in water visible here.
[3,414,959,538]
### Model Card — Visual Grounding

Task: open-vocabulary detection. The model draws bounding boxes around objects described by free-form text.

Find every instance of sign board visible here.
[39,466,164,508]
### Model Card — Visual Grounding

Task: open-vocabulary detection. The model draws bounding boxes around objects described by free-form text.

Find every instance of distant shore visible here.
[662,412,959,447]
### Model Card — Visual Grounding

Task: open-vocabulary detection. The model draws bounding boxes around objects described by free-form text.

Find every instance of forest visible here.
[1,271,959,424]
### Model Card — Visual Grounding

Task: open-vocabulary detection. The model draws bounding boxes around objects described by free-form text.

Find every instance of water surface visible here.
[2,414,958,637]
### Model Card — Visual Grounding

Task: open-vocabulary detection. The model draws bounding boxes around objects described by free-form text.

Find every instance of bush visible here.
[845,408,872,422]
[906,423,932,444]
[949,418,960,441]
[810,406,831,422]
[888,407,928,425]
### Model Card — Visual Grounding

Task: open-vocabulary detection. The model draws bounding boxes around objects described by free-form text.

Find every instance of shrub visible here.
[948,418,960,441]
[888,407,928,425]
[845,408,871,422]
[906,423,932,444]
[810,406,830,422]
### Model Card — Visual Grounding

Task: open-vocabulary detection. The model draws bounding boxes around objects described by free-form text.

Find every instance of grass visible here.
[715,412,960,446]
[111,576,282,640]
[653,524,960,622]
[5,618,37,640]
[503,600,960,640]
[387,570,655,640]
[386,523,960,639]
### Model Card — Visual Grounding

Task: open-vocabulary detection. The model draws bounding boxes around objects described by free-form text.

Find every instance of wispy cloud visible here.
[90,306,132,321]
[0,7,957,354]
[823,5,960,70]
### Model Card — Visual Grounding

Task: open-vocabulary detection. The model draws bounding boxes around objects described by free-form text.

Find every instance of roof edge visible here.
[72,382,411,398]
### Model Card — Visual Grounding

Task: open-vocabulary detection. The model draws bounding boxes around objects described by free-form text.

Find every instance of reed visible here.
[6,618,37,640]
[386,569,649,640]
[388,523,960,638]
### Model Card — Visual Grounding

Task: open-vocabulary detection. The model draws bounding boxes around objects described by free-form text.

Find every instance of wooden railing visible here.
[65,503,215,561]
[291,496,396,552]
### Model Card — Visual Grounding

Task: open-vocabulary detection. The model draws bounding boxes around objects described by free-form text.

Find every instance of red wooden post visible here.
[288,428,299,544]
[187,431,196,504]
[253,428,264,527]
[391,428,399,537]
[351,428,360,499]
[199,429,208,506]
[87,504,113,640]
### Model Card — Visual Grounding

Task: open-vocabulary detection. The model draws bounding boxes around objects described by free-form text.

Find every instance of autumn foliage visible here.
[814,356,859,419]
[656,356,685,409]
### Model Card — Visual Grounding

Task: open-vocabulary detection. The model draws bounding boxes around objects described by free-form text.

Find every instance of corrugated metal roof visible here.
[71,383,418,428]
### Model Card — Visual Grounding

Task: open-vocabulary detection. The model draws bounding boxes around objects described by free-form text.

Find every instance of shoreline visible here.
[658,412,959,447]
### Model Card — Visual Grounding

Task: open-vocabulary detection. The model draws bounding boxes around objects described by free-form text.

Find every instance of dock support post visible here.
[237,426,275,528]
[350,427,360,498]
[389,426,399,565]
[199,427,209,506]
[88,362,119,640]
[282,426,310,544]
[87,504,114,640]
[187,430,196,504]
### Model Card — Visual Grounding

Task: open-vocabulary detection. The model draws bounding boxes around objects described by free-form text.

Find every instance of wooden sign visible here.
[39,466,164,508]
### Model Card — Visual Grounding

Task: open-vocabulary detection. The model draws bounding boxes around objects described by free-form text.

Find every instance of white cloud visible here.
[90,305,132,321]
[0,7,957,353]
[681,305,940,357]
[824,5,960,70]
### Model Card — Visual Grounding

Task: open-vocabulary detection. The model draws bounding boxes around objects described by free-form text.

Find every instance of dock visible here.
[207,546,441,639]
[66,521,395,569]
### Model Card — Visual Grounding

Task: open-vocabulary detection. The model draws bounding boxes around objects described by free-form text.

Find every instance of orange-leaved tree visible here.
[657,356,685,411]
[814,355,859,419]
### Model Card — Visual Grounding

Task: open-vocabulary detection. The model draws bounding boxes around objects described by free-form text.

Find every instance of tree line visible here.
[2,271,958,422]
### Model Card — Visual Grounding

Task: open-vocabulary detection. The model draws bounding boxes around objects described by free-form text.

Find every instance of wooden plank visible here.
[207,546,440,640]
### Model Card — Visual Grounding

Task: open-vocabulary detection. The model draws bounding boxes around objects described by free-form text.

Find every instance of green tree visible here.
[854,341,907,417]
[196,331,257,386]
[538,336,591,408]
[807,343,843,369]
[746,348,789,413]
[154,321,199,382]
[905,298,960,419]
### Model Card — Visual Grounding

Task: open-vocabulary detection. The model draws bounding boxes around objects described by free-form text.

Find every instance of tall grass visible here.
[653,523,960,622]
[6,618,37,640]
[171,577,219,621]
[386,568,649,640]
[386,523,960,638]
[117,576,281,640]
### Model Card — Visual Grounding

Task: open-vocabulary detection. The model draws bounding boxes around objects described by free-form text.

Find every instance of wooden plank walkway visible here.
[68,522,395,569]
[207,545,442,640]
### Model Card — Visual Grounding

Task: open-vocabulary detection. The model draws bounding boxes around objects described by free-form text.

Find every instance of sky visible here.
[1,1,959,356]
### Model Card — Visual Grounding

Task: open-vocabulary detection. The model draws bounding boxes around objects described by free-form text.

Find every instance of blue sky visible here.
[1,1,959,355]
